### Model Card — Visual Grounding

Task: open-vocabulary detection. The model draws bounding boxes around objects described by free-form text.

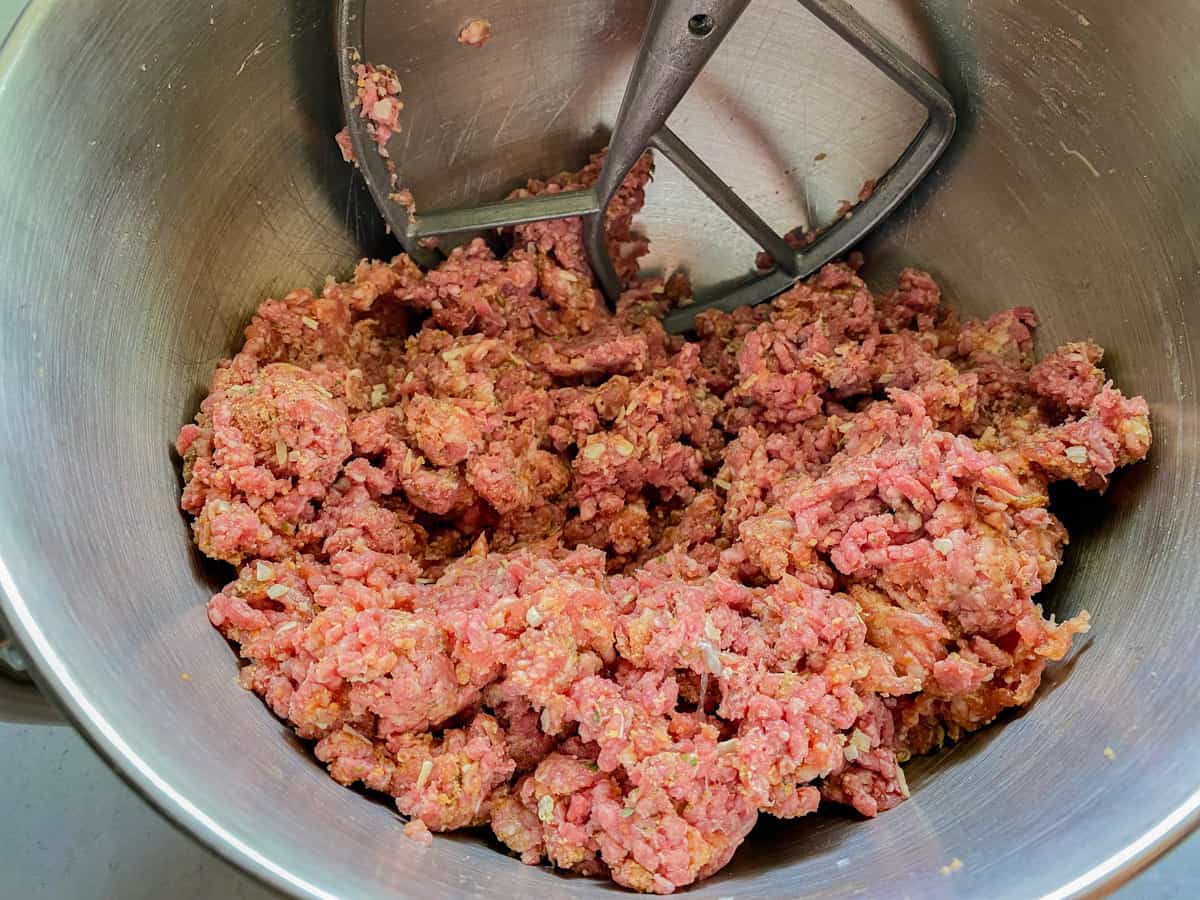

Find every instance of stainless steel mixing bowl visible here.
[0,1,1197,898]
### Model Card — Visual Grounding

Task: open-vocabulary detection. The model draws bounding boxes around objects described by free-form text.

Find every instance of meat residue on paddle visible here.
[335,61,404,193]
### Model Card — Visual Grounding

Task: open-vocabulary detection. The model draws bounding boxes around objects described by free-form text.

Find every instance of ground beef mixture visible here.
[177,153,1151,893]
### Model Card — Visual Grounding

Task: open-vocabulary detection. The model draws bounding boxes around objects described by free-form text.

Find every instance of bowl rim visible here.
[5,509,1200,900]
[0,0,1197,897]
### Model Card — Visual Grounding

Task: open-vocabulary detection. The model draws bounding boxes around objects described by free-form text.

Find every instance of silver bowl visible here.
[0,1,1196,897]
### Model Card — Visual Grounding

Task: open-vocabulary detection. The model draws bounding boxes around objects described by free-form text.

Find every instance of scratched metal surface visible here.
[353,0,929,292]
[0,1,1198,899]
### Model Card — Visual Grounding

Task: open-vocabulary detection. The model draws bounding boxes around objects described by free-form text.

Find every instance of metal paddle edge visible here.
[336,0,956,333]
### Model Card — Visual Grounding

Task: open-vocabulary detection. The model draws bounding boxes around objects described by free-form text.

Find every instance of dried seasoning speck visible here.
[940,858,963,876]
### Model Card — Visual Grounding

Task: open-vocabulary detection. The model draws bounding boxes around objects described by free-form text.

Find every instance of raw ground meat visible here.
[457,19,493,48]
[335,61,405,191]
[178,151,1151,893]
[756,179,878,271]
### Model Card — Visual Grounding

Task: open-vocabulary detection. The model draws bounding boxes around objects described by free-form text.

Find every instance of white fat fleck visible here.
[266,584,289,600]
[844,728,871,762]
[374,99,396,122]
[537,794,554,823]
[415,759,433,791]
[895,765,910,799]
[1065,445,1089,463]
[932,537,954,555]
[301,316,319,330]
[698,640,724,676]
[256,562,274,581]
[525,606,544,627]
